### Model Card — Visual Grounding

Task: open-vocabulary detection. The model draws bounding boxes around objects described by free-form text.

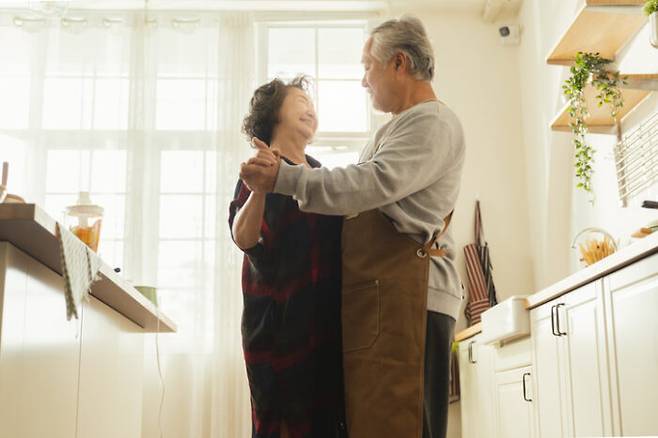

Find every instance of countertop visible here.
[526,231,658,309]
[454,231,658,341]
[0,203,176,333]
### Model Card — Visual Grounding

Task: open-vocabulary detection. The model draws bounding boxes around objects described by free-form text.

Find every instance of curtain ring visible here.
[417,248,427,258]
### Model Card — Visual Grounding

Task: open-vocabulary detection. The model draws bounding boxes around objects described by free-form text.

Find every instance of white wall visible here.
[518,0,658,288]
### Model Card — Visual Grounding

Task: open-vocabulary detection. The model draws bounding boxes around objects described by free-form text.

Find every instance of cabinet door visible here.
[530,302,566,438]
[559,281,612,437]
[458,336,494,438]
[76,295,145,438]
[494,366,535,438]
[458,338,480,438]
[605,252,658,436]
[0,244,81,438]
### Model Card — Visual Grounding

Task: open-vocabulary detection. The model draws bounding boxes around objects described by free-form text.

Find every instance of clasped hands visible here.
[240,138,280,193]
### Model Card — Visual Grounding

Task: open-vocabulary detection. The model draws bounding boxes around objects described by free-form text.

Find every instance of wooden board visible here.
[0,203,176,332]
[455,322,482,342]
[551,75,654,133]
[546,5,647,65]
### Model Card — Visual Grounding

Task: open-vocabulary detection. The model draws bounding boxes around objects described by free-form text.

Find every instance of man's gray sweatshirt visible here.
[273,100,465,320]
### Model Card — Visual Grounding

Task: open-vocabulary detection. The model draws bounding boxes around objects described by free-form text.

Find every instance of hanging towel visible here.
[463,201,498,326]
[56,223,102,320]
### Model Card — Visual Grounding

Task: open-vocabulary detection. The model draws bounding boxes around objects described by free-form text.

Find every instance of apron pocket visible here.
[342,280,380,352]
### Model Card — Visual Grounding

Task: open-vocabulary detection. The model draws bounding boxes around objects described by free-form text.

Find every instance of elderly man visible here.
[240,15,465,438]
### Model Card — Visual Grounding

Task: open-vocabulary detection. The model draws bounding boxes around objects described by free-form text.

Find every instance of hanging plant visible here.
[644,0,658,15]
[561,52,626,195]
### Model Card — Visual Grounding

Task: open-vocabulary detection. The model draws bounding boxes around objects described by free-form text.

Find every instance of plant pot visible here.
[652,12,658,49]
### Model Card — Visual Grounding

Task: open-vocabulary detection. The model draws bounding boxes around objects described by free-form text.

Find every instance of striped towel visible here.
[56,223,102,320]
[464,201,498,325]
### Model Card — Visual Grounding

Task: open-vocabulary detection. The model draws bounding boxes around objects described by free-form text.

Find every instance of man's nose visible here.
[361,74,368,88]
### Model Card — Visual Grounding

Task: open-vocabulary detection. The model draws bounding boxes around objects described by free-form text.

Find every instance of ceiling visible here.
[0,0,490,12]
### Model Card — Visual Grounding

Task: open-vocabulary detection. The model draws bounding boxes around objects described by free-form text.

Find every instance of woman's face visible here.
[276,87,317,143]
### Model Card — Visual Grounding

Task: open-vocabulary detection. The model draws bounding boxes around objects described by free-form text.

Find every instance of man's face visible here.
[361,37,398,113]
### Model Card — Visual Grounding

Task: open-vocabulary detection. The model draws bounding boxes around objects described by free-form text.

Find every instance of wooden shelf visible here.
[0,203,177,332]
[546,1,647,66]
[551,74,657,134]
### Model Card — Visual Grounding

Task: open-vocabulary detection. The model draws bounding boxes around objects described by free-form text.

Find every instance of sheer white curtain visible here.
[0,9,254,437]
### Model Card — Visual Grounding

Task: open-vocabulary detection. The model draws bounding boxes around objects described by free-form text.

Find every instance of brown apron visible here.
[341,209,451,438]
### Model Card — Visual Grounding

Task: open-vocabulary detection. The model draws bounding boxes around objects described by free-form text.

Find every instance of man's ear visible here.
[394,53,405,71]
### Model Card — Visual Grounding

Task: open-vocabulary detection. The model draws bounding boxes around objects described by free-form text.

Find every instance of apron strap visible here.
[424,210,454,257]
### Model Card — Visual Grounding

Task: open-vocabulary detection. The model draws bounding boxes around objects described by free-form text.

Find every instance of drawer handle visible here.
[550,304,558,337]
[468,340,477,364]
[522,372,532,402]
[555,303,567,336]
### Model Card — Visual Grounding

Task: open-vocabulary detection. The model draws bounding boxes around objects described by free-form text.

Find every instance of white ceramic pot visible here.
[649,12,658,49]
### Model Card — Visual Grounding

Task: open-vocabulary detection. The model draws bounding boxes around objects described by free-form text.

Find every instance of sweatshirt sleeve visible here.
[274,110,462,215]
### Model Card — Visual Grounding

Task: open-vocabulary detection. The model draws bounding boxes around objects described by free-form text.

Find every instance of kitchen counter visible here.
[0,203,175,332]
[454,231,658,342]
[526,231,658,309]
[454,322,482,342]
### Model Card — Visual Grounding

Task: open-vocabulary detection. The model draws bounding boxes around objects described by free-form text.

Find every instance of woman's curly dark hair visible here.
[242,75,312,146]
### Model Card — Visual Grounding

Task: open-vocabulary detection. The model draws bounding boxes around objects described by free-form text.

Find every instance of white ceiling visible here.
[0,0,490,12]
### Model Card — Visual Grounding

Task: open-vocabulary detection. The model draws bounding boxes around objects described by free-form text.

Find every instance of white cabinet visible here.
[530,301,566,438]
[531,281,612,438]
[0,242,82,438]
[0,242,145,438]
[604,252,658,436]
[458,335,494,438]
[493,365,535,438]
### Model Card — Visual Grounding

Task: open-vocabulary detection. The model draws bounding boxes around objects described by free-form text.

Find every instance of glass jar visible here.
[571,227,618,267]
[65,192,104,252]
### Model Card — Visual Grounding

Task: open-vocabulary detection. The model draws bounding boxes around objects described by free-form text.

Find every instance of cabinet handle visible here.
[522,372,532,402]
[550,305,558,336]
[468,340,477,364]
[555,303,567,336]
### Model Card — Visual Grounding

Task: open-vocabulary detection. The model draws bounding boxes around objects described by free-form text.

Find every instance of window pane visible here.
[306,147,360,169]
[318,28,365,79]
[160,151,204,193]
[268,28,315,78]
[159,195,204,239]
[92,194,125,240]
[204,195,216,238]
[44,194,76,223]
[94,78,129,129]
[157,241,203,288]
[155,27,215,78]
[46,150,89,193]
[0,135,28,195]
[0,27,33,75]
[91,150,127,193]
[318,80,367,132]
[155,79,206,130]
[0,77,30,129]
[43,78,93,129]
[98,240,123,270]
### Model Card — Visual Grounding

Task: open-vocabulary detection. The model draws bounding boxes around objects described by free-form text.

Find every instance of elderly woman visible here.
[228,76,346,438]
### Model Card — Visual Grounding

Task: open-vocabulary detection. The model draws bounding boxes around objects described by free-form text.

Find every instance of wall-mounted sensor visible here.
[498,24,521,46]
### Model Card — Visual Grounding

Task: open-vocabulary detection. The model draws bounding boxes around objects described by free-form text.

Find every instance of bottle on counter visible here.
[65,191,104,252]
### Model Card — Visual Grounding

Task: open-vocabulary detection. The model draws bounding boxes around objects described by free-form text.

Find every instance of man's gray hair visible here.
[370,15,435,81]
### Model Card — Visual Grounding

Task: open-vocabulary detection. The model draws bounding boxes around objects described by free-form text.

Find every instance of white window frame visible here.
[256,19,373,153]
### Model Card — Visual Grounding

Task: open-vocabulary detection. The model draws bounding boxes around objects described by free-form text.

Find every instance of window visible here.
[259,21,370,168]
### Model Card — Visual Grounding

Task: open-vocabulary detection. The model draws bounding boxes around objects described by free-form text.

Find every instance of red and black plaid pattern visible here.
[228,156,346,438]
